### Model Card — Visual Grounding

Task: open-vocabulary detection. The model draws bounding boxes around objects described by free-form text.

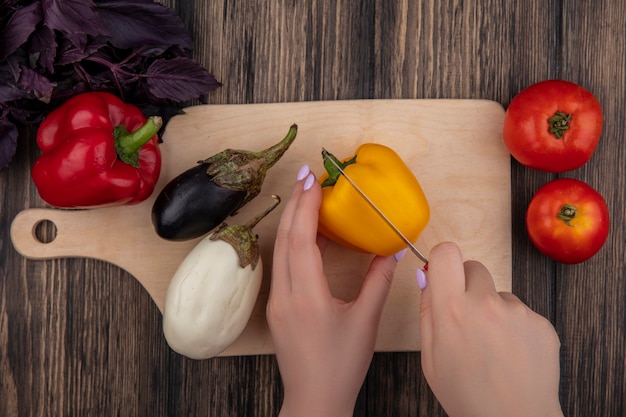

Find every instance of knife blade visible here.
[321,148,429,264]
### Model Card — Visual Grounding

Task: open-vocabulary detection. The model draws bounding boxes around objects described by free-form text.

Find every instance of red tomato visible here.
[503,80,603,172]
[526,178,609,264]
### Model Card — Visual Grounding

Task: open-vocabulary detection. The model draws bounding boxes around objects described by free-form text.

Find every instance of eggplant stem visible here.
[199,124,297,212]
[245,195,281,230]
[256,124,298,170]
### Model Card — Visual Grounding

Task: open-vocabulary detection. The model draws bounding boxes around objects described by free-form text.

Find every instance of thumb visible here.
[354,255,397,323]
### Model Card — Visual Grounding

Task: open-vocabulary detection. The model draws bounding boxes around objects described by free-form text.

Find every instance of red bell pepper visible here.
[31,92,162,208]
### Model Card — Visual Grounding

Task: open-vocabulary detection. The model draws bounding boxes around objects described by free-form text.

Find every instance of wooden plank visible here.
[2,0,624,415]
[555,2,626,416]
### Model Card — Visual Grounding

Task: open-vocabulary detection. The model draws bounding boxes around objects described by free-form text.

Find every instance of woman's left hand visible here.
[267,165,400,417]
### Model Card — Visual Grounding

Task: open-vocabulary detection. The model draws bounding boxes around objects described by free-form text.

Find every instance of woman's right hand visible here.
[419,242,564,417]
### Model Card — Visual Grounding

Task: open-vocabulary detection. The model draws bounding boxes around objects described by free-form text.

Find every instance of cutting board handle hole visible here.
[33,219,57,244]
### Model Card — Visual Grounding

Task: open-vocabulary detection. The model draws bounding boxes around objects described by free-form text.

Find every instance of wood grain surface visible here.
[9,99,511,356]
[1,1,625,416]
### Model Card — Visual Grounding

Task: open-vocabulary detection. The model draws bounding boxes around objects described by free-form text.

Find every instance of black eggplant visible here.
[152,124,298,240]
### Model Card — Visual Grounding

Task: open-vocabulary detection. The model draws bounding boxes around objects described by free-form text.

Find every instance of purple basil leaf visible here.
[56,34,106,65]
[0,81,26,103]
[42,0,110,38]
[0,2,43,61]
[0,81,27,103]
[0,61,29,102]
[8,101,49,124]
[94,0,155,3]
[0,114,18,169]
[145,57,221,102]
[17,63,55,103]
[95,1,192,52]
[28,24,57,73]
[3,54,22,79]
[6,105,37,125]
[49,79,90,103]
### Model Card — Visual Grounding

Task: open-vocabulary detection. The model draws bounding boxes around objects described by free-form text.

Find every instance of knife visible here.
[321,149,429,264]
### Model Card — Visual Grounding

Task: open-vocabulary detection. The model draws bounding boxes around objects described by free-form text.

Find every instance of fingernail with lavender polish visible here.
[416,268,427,290]
[394,248,407,262]
[303,173,316,191]
[297,164,310,181]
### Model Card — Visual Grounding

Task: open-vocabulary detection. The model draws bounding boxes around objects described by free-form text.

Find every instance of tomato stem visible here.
[548,110,572,139]
[557,203,577,226]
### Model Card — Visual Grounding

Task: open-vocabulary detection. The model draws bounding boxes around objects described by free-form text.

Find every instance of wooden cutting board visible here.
[11,99,512,356]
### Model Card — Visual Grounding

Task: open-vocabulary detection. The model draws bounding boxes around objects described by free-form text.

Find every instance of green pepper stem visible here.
[115,116,162,167]
[321,148,356,187]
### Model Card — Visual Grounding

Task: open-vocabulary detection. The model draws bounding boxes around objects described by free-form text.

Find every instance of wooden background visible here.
[1,1,624,416]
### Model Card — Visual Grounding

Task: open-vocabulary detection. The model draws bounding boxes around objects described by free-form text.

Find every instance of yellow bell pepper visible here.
[318,143,430,257]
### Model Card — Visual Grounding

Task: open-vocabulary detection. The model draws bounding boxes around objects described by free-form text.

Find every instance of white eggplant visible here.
[163,195,280,359]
